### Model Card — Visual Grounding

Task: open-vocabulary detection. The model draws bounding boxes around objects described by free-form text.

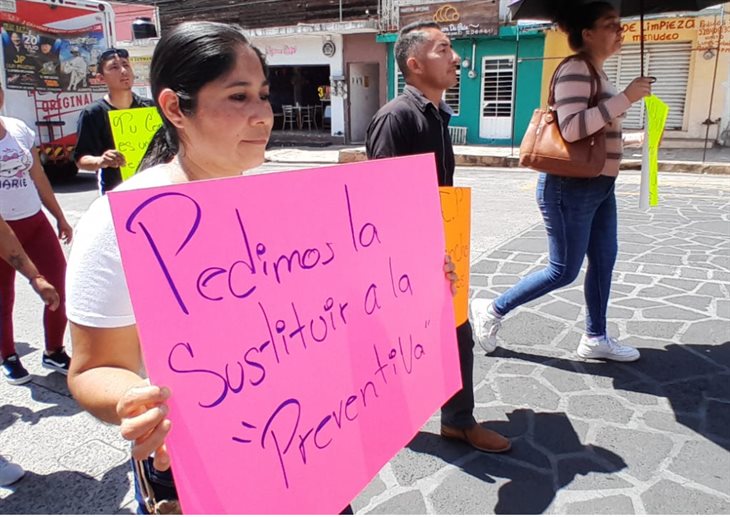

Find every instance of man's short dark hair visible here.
[395,21,440,78]
[96,47,129,73]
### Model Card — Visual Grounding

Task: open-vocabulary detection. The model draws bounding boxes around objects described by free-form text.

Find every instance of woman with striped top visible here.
[472,1,653,362]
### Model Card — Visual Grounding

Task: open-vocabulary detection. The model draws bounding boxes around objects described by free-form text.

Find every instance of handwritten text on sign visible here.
[109,107,162,181]
[108,154,461,514]
[440,187,471,326]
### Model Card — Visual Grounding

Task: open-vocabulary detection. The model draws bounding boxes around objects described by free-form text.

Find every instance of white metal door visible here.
[479,56,515,139]
[604,42,691,130]
[348,63,380,142]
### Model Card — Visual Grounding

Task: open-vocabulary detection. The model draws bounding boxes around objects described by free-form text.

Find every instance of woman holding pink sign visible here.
[67,21,459,514]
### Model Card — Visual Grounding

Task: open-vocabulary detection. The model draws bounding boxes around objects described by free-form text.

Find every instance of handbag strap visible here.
[548,53,602,109]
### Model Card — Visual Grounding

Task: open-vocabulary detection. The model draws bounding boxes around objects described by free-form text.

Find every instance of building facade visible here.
[381,0,730,148]
[120,0,383,143]
[541,6,730,147]
[378,0,545,145]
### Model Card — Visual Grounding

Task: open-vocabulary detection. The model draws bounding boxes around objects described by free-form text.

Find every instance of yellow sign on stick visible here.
[439,187,471,326]
[109,107,163,181]
[640,95,669,208]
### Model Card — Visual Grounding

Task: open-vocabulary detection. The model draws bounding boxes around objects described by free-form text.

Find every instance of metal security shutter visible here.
[604,42,691,130]
[395,69,461,115]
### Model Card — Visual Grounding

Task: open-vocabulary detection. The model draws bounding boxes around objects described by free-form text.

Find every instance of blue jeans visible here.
[493,173,618,337]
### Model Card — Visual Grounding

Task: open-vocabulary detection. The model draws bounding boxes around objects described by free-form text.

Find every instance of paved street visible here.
[1,167,728,514]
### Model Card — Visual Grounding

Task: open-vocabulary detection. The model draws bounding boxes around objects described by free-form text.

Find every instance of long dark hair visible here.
[139,21,268,171]
[554,1,616,51]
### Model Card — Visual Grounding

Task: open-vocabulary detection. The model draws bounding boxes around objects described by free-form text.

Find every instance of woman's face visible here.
[585,9,623,58]
[179,44,273,177]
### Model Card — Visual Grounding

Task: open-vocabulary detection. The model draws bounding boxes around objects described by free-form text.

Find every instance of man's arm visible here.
[73,109,125,171]
[0,216,60,310]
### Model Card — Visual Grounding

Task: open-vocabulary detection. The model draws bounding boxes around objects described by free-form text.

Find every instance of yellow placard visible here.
[109,107,163,181]
[439,187,471,326]
[644,95,669,206]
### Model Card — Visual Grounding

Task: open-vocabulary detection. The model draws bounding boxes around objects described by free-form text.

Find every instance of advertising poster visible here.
[1,20,107,92]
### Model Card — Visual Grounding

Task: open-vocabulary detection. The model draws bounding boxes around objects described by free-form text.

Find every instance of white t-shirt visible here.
[0,116,42,220]
[66,164,173,328]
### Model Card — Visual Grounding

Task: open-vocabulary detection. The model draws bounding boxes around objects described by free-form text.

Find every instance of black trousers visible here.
[440,320,477,429]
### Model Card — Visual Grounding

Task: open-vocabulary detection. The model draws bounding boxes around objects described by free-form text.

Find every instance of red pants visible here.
[0,210,67,359]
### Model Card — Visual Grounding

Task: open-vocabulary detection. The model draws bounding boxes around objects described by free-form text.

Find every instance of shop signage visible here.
[322,39,336,57]
[620,15,730,53]
[265,44,297,56]
[696,17,730,53]
[399,0,498,37]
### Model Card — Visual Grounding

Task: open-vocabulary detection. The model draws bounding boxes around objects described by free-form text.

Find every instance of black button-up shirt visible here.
[365,85,455,187]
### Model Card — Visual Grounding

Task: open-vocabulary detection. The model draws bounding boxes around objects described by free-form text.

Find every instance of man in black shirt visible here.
[73,48,153,194]
[366,21,510,453]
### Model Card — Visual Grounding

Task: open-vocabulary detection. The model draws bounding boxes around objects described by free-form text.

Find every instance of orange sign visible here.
[440,187,471,326]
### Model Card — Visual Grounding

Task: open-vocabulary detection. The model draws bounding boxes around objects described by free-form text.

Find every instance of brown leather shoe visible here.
[440,423,511,453]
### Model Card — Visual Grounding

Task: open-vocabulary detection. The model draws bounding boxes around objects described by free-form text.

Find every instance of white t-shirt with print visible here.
[66,164,173,328]
[0,116,42,220]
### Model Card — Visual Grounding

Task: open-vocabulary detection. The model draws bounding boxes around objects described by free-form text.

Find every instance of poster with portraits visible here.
[1,20,107,92]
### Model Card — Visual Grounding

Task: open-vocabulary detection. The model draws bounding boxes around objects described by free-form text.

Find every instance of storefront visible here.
[248,33,345,137]
[381,26,544,146]
[541,7,730,145]
[381,0,545,145]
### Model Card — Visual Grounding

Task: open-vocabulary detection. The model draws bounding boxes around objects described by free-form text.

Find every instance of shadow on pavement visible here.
[0,461,132,514]
[51,172,98,194]
[495,342,730,451]
[0,382,81,432]
[408,409,627,514]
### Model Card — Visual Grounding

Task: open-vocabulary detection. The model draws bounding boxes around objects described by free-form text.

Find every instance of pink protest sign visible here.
[108,154,461,514]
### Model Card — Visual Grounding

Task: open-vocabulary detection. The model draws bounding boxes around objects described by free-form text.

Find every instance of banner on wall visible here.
[1,20,107,92]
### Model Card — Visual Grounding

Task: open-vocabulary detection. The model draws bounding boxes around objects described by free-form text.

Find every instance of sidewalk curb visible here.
[321,148,730,174]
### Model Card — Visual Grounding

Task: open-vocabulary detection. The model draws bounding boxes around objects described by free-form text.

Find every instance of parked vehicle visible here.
[0,0,156,179]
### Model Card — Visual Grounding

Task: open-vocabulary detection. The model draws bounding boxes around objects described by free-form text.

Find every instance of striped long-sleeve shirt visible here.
[553,57,632,177]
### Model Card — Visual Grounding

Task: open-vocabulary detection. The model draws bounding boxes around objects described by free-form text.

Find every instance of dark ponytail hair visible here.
[554,1,616,51]
[139,21,268,171]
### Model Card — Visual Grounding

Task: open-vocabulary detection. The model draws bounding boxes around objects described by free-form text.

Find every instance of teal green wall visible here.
[383,28,545,146]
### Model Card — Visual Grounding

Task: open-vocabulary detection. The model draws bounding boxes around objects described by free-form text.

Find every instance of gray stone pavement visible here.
[351,172,730,515]
[267,144,730,174]
[0,169,728,514]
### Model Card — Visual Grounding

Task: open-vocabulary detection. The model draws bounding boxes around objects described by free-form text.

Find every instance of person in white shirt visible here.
[0,84,73,385]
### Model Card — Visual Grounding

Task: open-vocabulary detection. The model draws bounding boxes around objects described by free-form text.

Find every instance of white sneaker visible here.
[577,335,640,362]
[0,455,24,486]
[470,299,503,354]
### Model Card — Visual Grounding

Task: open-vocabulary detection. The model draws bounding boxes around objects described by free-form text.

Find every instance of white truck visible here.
[0,0,154,178]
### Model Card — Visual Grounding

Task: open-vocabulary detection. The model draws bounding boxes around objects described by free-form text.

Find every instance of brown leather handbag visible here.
[519,55,606,178]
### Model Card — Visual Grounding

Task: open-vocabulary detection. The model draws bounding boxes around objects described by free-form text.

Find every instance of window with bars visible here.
[481,57,514,118]
[395,69,461,115]
[603,42,690,130]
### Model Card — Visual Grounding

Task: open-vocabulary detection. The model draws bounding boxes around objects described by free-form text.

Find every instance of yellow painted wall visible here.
[538,9,730,141]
